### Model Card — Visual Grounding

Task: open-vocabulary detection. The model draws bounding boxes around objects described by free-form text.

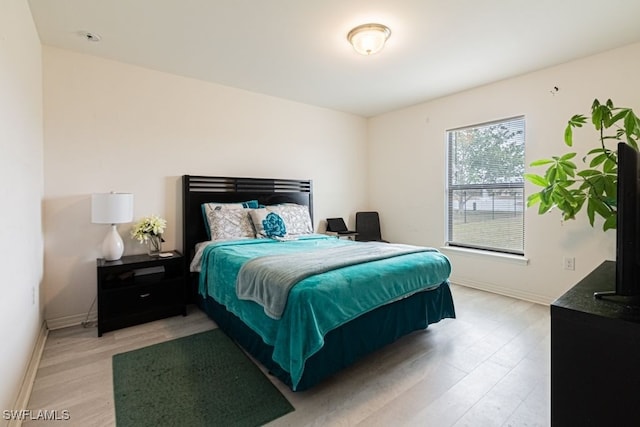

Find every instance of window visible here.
[446,116,525,255]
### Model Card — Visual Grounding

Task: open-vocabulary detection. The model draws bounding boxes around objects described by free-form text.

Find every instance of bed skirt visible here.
[198,281,455,391]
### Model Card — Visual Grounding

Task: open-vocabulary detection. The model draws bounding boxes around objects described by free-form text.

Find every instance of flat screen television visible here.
[595,142,640,301]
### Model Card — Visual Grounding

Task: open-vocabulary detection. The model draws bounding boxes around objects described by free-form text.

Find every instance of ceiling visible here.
[27,0,640,117]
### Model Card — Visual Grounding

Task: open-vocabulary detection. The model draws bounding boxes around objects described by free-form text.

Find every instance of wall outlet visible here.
[563,256,575,271]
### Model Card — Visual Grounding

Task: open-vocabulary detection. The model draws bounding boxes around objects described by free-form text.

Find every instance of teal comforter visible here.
[237,242,435,320]
[198,235,451,390]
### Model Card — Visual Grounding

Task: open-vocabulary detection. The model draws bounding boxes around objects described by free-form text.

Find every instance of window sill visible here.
[439,245,529,266]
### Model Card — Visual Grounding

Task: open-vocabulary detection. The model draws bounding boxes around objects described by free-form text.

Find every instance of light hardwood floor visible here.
[25,284,550,426]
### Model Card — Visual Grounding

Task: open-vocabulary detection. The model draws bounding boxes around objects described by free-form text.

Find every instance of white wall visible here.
[0,0,44,413]
[42,47,368,325]
[368,42,640,303]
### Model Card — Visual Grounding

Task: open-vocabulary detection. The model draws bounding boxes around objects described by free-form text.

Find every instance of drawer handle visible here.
[139,293,151,298]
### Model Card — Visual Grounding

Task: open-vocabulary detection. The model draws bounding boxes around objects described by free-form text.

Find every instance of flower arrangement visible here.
[131,215,167,255]
[131,215,166,243]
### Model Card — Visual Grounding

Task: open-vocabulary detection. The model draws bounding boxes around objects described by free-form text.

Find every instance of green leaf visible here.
[573,196,586,214]
[537,188,554,213]
[603,214,617,231]
[592,105,604,130]
[603,157,617,174]
[590,176,605,196]
[624,112,636,137]
[587,198,596,226]
[589,197,611,218]
[587,147,607,155]
[602,196,617,208]
[578,180,592,191]
[554,185,576,204]
[568,114,587,127]
[526,192,541,207]
[538,200,553,215]
[576,169,600,178]
[624,111,640,139]
[608,109,630,127]
[589,153,608,167]
[545,167,558,183]
[564,124,574,147]
[604,178,616,200]
[560,162,576,177]
[559,180,576,189]
[602,105,613,128]
[540,187,553,205]
[524,173,548,187]
[559,152,577,161]
[529,158,555,167]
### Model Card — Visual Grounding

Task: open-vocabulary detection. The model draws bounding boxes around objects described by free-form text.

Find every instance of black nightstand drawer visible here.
[97,252,186,336]
[102,279,181,315]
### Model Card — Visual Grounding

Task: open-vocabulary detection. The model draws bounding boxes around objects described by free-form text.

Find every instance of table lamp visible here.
[91,192,134,261]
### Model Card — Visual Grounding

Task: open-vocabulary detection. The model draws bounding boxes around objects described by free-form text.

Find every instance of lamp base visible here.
[102,224,124,261]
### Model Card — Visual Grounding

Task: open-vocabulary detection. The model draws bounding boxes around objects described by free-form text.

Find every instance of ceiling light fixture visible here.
[347,23,391,56]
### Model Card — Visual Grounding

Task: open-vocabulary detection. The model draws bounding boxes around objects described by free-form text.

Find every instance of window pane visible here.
[448,187,524,253]
[447,117,525,255]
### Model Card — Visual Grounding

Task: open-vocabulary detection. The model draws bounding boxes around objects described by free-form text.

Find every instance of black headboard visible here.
[182,175,313,261]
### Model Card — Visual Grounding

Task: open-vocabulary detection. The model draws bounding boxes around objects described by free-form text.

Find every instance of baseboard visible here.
[46,311,97,331]
[450,277,552,305]
[8,321,48,427]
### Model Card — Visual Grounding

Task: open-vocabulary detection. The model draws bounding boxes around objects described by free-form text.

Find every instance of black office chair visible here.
[355,211,388,242]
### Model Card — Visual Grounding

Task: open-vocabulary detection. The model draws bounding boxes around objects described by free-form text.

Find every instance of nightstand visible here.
[96,251,186,337]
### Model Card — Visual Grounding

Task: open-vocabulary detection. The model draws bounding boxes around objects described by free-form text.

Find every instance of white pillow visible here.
[207,209,255,240]
[266,204,313,235]
[202,200,258,239]
[250,208,287,239]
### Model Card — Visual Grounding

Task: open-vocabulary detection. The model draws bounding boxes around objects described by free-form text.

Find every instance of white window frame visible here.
[445,116,525,256]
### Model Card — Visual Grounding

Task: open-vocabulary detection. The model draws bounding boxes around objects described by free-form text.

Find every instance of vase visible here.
[146,235,162,256]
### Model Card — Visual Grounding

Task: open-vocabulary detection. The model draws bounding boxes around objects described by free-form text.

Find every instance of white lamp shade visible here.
[92,193,133,261]
[91,193,134,224]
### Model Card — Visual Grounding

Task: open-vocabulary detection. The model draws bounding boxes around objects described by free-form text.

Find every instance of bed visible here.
[182,175,455,391]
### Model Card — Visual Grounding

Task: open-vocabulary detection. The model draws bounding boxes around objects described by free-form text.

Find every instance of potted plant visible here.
[525,99,640,230]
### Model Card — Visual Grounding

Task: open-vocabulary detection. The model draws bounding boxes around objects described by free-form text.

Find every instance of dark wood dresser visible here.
[551,260,640,426]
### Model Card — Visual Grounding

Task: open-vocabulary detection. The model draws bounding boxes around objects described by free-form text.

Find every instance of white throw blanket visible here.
[236,242,432,319]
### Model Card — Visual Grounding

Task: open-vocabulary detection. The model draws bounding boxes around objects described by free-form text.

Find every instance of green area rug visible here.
[113,329,294,427]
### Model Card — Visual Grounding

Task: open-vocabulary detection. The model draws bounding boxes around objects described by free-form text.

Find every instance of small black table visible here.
[97,251,186,336]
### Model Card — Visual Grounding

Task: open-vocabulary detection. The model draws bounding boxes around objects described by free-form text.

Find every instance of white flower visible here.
[130,215,167,243]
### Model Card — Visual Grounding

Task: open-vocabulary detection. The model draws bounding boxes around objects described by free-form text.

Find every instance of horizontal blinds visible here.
[447,117,525,255]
